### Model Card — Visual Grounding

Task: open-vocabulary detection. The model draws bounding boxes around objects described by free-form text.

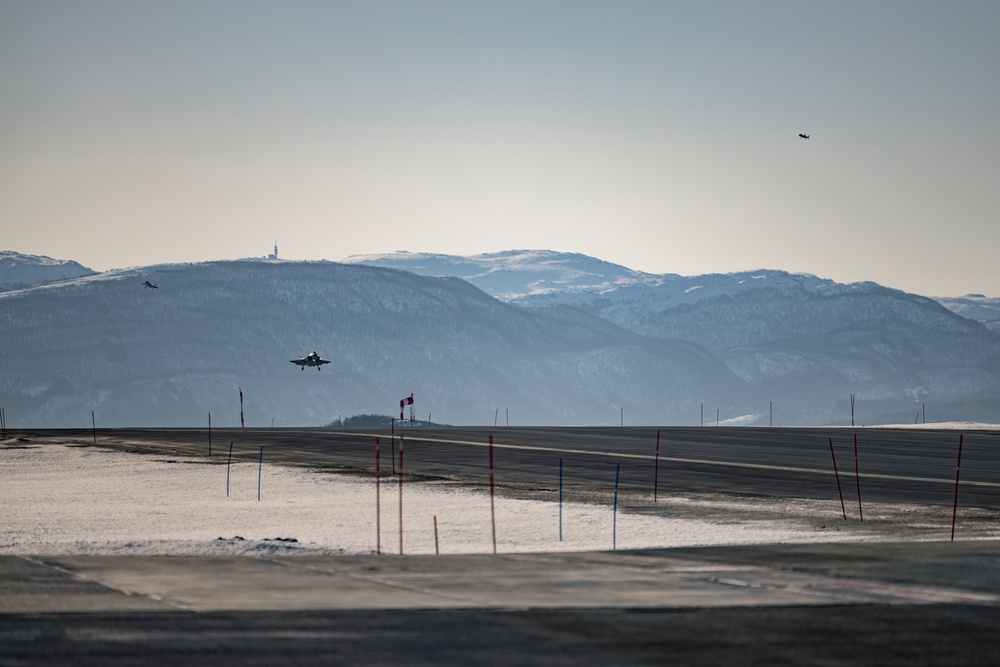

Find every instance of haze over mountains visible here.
[2,249,999,427]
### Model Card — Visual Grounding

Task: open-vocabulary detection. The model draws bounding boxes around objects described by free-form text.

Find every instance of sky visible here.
[2,1,998,296]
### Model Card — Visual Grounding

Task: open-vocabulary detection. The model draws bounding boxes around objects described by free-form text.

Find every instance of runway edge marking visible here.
[341,431,1000,489]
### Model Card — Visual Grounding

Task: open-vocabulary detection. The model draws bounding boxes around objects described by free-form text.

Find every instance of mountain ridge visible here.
[0,251,97,291]
[0,260,742,427]
[344,250,1000,423]
[3,250,1000,426]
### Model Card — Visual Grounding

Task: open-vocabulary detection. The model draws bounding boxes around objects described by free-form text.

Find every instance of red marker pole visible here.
[854,433,863,522]
[828,438,847,520]
[398,435,404,555]
[489,435,497,554]
[951,434,964,541]
[375,437,381,555]
[653,430,661,503]
[239,388,244,428]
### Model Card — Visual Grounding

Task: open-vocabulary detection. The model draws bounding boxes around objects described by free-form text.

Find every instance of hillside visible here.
[935,294,1000,333]
[0,251,96,290]
[0,260,743,427]
[343,249,666,299]
[348,251,1000,423]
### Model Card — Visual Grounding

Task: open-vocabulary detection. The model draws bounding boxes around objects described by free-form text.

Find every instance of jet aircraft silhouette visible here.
[291,351,331,371]
[142,281,159,289]
[798,133,810,139]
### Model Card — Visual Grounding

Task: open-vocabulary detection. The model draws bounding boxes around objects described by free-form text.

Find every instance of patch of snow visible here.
[1,443,867,557]
[719,414,760,426]
[860,422,1000,431]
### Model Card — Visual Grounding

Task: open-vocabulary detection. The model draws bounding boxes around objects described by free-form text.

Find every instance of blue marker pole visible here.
[226,442,233,497]
[559,458,563,542]
[612,463,620,551]
[257,446,263,502]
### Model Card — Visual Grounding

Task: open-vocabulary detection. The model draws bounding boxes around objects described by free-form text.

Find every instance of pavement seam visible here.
[699,569,1000,606]
[253,555,504,607]
[18,555,198,613]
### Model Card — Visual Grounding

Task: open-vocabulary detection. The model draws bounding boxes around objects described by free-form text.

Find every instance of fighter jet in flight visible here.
[290,351,331,371]
[142,281,159,289]
[798,133,810,139]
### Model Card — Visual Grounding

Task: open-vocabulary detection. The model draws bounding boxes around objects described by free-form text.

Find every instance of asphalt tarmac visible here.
[4,542,1000,666]
[34,424,1000,508]
[6,426,1000,665]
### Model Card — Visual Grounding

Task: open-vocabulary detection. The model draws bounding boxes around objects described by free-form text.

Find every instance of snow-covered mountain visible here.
[346,251,1000,423]
[3,251,999,427]
[343,250,667,300]
[0,260,742,427]
[0,251,96,291]
[934,294,1000,333]
[347,251,1000,337]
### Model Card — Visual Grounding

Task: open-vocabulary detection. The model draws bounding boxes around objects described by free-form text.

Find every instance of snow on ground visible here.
[861,422,1000,430]
[0,441,876,557]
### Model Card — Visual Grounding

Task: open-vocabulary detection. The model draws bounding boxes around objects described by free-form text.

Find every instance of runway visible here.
[37,425,1000,509]
[7,426,1000,665]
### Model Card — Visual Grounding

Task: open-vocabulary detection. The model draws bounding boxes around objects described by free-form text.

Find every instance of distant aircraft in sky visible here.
[142,281,158,289]
[798,133,810,139]
[290,351,331,371]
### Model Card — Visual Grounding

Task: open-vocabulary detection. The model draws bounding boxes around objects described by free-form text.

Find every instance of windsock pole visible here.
[398,435,404,554]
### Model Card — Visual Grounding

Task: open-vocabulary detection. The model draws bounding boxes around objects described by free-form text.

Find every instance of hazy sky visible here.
[2,1,998,296]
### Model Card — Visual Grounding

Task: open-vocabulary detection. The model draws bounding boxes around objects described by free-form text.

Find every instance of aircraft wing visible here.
[317,359,331,365]
[290,359,307,366]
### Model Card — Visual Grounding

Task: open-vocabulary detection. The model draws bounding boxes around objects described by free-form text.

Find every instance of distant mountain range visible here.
[0,251,96,291]
[932,294,1000,333]
[346,250,1000,424]
[343,250,1000,327]
[2,249,999,427]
